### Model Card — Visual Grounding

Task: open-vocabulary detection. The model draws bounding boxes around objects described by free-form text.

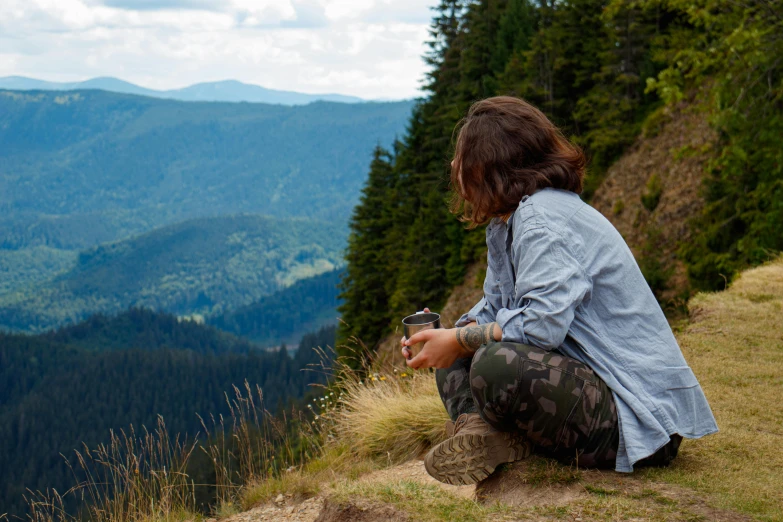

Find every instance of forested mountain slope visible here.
[0,90,412,251]
[337,0,783,357]
[0,91,411,249]
[0,308,336,518]
[0,214,345,332]
[0,90,411,331]
[41,306,258,353]
[209,268,344,347]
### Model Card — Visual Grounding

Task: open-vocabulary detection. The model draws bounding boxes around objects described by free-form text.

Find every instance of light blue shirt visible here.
[455,187,718,472]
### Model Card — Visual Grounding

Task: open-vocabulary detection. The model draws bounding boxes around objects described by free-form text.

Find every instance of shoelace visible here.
[453,413,471,435]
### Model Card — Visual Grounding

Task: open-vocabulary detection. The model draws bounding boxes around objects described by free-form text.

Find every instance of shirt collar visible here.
[486,214,513,253]
[488,195,528,236]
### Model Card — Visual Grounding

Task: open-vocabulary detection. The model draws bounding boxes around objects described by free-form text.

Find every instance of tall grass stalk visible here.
[25,417,198,522]
[24,380,324,522]
[197,381,323,508]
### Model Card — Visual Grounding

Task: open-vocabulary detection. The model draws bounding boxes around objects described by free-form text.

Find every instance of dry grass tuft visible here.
[329,370,449,463]
[240,470,322,509]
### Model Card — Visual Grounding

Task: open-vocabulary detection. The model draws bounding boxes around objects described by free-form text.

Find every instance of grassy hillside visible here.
[591,107,715,307]
[210,268,344,347]
[0,89,412,251]
[0,308,335,518]
[218,257,782,522]
[0,214,345,332]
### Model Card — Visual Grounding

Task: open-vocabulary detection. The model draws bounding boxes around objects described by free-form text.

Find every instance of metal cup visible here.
[402,311,441,360]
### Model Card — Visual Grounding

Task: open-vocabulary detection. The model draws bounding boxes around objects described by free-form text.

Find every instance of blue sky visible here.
[0,0,438,99]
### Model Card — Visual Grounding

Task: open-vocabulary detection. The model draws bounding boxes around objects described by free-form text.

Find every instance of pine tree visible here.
[491,0,535,77]
[458,0,507,99]
[573,0,673,196]
[336,146,398,355]
[389,190,457,315]
[424,0,466,98]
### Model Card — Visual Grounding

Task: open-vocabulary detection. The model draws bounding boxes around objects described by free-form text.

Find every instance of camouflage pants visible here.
[436,340,681,469]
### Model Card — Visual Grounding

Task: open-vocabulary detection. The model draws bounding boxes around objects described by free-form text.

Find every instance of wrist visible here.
[454,322,498,355]
[453,332,474,358]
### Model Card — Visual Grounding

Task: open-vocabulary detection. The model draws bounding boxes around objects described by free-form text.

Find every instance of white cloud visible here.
[280,0,328,28]
[0,0,437,99]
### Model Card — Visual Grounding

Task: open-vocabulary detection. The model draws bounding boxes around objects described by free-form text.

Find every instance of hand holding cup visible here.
[400,308,438,360]
[403,308,473,370]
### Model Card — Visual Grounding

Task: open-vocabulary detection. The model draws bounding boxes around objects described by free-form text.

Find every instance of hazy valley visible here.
[0,89,412,333]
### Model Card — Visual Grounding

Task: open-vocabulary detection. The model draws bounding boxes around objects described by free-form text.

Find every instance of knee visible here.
[469,341,527,430]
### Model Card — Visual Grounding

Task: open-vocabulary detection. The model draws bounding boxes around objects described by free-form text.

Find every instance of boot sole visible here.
[424,431,530,486]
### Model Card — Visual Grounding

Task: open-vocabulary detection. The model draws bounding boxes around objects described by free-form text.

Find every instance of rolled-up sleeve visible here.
[455,296,493,326]
[497,226,592,350]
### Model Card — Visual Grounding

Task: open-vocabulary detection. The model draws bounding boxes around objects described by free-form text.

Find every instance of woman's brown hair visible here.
[449,96,586,228]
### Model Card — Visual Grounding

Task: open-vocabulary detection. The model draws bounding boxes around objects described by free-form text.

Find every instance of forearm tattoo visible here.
[456,323,497,353]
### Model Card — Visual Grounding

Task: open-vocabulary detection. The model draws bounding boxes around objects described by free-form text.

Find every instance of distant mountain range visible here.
[0,88,413,332]
[0,89,412,251]
[0,76,369,105]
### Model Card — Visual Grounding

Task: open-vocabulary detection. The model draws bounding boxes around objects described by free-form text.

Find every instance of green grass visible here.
[535,495,707,522]
[241,471,322,510]
[240,445,379,509]
[520,456,582,486]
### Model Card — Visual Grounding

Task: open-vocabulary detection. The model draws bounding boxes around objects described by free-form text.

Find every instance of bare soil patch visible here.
[591,104,716,303]
[359,459,474,499]
[313,498,409,522]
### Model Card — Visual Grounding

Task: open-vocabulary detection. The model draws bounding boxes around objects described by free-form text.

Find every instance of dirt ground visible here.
[224,457,752,522]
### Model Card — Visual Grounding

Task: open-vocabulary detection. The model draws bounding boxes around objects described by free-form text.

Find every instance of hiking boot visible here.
[424,412,531,486]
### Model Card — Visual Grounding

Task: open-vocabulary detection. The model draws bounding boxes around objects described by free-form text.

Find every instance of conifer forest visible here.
[338,0,782,355]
